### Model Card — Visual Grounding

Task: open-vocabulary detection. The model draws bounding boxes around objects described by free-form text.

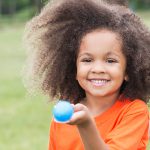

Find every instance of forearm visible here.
[77,119,109,150]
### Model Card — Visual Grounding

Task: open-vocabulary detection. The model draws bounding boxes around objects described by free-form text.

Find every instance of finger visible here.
[67,111,86,125]
[73,103,87,112]
[70,104,74,109]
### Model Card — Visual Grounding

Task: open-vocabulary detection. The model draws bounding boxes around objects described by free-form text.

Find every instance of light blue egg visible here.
[53,101,74,123]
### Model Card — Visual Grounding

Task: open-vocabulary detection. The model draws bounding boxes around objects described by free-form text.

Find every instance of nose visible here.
[91,61,106,74]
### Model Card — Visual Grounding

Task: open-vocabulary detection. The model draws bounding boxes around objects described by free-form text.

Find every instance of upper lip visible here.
[88,78,110,81]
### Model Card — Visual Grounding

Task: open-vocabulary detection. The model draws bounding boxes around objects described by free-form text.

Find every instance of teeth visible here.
[91,80,107,83]
[90,79,108,86]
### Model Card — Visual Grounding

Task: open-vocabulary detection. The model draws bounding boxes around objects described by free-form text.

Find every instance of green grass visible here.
[0,24,53,150]
[0,10,150,150]
[136,10,150,28]
[131,11,150,150]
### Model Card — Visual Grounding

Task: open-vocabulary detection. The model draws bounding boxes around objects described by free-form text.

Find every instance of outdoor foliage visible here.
[0,0,150,16]
[0,0,48,15]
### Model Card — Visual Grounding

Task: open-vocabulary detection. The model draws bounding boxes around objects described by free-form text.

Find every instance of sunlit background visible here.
[0,0,149,150]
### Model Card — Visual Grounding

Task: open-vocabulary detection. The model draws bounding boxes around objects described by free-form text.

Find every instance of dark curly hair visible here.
[24,0,150,104]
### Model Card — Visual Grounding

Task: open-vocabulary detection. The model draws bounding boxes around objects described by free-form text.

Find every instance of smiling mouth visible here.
[89,79,110,86]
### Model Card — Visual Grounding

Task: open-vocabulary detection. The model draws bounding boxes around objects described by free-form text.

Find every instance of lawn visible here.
[0,24,53,150]
[0,10,150,150]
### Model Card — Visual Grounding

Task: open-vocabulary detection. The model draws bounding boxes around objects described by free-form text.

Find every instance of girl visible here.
[24,0,150,149]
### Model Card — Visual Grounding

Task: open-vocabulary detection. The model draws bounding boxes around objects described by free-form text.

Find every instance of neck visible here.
[82,93,119,117]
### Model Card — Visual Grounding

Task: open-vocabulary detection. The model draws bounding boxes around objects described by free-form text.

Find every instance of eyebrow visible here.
[78,51,120,58]
[78,53,92,58]
[106,51,120,57]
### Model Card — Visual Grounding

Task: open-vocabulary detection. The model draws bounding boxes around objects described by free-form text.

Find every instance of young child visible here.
[24,0,150,149]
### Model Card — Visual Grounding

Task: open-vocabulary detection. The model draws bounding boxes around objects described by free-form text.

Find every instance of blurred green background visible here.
[0,0,149,150]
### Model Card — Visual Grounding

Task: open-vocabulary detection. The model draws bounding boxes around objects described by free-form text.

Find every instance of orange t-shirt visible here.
[49,99,149,150]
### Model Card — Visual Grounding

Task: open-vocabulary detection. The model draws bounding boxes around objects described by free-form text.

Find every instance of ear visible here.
[124,74,128,81]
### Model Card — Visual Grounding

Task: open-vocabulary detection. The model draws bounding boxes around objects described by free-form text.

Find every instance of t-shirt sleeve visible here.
[105,101,149,150]
[49,118,56,150]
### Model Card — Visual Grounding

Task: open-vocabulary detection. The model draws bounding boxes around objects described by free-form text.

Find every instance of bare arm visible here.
[68,104,109,150]
[77,120,109,150]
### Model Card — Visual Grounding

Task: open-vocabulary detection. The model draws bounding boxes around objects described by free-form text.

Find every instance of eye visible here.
[106,58,118,63]
[81,58,92,62]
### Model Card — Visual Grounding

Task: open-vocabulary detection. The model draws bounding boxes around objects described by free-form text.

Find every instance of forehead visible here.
[80,29,122,47]
[79,29,123,56]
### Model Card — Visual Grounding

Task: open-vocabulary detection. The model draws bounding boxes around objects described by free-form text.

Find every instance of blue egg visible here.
[53,100,74,123]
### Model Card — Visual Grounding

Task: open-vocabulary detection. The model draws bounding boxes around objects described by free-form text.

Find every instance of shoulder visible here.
[120,99,149,116]
[124,99,148,111]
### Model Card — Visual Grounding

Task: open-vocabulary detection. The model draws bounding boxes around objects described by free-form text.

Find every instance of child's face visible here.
[76,29,127,99]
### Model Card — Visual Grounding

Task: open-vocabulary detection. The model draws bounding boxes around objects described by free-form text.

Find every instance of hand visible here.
[67,104,109,150]
[67,103,93,126]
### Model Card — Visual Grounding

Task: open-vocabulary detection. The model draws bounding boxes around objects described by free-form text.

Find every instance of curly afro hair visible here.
[24,0,150,104]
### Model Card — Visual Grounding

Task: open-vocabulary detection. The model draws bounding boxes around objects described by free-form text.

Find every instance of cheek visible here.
[76,70,83,88]
[76,65,81,80]
[76,63,87,79]
[110,66,126,80]
[76,68,88,88]
[76,68,84,80]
